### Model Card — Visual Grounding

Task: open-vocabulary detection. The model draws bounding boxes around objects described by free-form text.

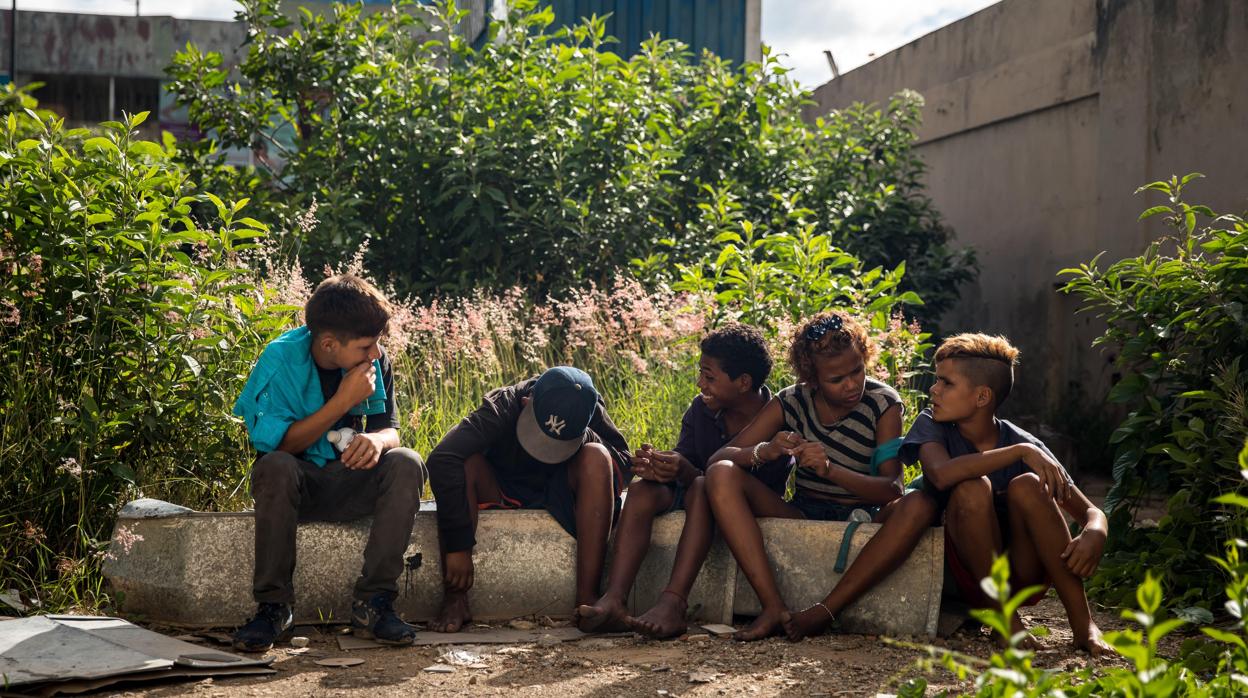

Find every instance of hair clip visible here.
[803,314,844,342]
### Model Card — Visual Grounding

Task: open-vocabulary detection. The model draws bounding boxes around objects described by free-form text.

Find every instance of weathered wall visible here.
[803,0,1248,424]
[4,11,247,79]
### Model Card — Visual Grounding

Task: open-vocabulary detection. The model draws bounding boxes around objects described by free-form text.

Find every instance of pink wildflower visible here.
[57,457,88,479]
[105,525,145,561]
[1,299,20,326]
[22,520,46,542]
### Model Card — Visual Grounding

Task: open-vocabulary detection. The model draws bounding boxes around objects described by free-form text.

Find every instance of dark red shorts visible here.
[945,526,1050,608]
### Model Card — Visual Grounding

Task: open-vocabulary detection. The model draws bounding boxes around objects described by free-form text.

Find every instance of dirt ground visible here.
[104,594,1140,697]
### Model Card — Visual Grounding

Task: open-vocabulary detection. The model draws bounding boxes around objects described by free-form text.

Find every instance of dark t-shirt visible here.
[899,408,1058,504]
[673,387,791,495]
[426,378,632,553]
[315,348,399,434]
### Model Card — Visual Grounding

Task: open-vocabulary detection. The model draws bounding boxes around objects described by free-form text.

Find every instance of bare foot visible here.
[575,594,632,633]
[733,607,787,642]
[430,590,472,633]
[629,593,688,639]
[1074,622,1112,657]
[783,605,834,641]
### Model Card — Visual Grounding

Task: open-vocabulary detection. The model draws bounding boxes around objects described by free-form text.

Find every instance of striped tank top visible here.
[776,378,902,501]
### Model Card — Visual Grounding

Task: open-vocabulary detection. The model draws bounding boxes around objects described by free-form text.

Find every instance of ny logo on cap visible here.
[545,414,566,436]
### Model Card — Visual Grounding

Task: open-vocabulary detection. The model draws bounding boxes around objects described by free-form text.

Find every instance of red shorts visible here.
[945,526,1050,608]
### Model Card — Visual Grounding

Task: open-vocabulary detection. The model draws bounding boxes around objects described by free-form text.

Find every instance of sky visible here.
[18,0,1001,89]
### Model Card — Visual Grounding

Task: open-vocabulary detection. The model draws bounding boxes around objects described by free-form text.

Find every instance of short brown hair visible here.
[934,333,1020,407]
[787,311,877,386]
[305,274,391,341]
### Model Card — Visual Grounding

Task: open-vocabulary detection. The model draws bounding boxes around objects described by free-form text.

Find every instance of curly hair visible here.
[700,323,773,389]
[787,311,877,386]
[934,333,1020,407]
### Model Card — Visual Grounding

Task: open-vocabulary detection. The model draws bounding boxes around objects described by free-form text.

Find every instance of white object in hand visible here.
[327,427,356,453]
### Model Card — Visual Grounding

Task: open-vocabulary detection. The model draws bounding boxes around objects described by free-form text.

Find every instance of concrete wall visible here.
[3,11,247,79]
[803,0,1248,424]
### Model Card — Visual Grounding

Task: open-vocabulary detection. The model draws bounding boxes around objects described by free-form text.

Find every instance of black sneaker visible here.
[352,592,417,645]
[232,602,293,652]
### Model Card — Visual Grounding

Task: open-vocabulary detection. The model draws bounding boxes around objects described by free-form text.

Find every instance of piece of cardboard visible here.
[0,615,271,694]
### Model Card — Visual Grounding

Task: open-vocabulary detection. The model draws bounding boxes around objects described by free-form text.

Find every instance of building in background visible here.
[543,0,760,64]
[2,0,759,138]
[803,0,1248,421]
[0,2,489,145]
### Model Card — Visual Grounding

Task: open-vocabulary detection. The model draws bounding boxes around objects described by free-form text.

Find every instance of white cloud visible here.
[17,0,1000,84]
[761,0,1001,89]
[21,0,241,21]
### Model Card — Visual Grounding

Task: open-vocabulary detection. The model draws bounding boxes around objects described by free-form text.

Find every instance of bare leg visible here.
[705,461,803,641]
[431,453,499,633]
[783,489,938,641]
[1005,474,1111,656]
[567,443,616,608]
[632,476,713,639]
[943,477,1035,647]
[577,479,673,632]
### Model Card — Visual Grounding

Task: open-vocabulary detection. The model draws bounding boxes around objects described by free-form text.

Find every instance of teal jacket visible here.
[232,326,386,466]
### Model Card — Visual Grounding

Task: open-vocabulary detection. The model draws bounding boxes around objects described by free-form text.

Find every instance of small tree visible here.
[1060,174,1248,609]
[168,0,973,325]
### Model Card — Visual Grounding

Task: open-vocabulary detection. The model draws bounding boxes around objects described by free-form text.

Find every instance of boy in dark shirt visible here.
[577,324,789,636]
[900,333,1111,655]
[426,367,631,632]
[231,274,426,651]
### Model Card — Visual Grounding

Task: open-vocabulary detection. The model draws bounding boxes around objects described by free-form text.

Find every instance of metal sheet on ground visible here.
[0,616,271,693]
[0,616,168,686]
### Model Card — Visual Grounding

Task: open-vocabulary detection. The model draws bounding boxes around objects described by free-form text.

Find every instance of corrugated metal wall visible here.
[543,0,748,64]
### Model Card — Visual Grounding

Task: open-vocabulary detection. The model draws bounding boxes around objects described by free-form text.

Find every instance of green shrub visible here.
[166,0,973,326]
[0,100,292,609]
[1059,174,1248,610]
[898,442,1248,696]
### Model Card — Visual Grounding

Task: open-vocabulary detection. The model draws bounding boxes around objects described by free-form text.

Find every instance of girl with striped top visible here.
[705,311,938,641]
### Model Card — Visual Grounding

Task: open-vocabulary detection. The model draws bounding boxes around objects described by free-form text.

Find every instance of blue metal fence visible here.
[543,0,748,63]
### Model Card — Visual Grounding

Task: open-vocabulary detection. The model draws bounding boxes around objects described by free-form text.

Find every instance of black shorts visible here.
[481,458,624,538]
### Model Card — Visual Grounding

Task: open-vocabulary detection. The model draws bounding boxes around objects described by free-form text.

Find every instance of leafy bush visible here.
[0,97,293,609]
[900,442,1248,697]
[167,0,973,325]
[1060,175,1248,609]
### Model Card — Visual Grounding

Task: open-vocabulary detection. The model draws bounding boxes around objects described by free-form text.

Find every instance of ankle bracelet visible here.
[661,588,688,606]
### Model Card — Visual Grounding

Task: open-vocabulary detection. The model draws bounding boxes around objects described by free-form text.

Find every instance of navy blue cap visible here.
[516,366,598,464]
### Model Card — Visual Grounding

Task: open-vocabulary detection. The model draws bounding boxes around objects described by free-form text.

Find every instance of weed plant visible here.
[1061,175,1248,610]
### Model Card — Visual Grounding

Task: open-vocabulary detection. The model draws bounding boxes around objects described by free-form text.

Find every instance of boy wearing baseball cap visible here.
[426,366,632,632]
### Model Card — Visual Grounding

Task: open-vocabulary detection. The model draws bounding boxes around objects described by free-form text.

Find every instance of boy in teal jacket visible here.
[231,274,425,651]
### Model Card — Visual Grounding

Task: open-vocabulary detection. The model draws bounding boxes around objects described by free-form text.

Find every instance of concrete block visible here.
[105,500,943,636]
[731,519,944,637]
[104,500,576,627]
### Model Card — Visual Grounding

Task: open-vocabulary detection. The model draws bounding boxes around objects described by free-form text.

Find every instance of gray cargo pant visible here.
[250,448,425,604]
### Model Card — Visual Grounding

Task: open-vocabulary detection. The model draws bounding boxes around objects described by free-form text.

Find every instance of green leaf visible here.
[1201,627,1246,649]
[128,141,166,158]
[83,137,120,154]
[1138,205,1173,221]
[1213,493,1248,509]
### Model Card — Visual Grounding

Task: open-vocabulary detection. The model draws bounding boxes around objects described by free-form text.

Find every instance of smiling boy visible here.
[577,323,790,637]
[901,333,1111,655]
[231,274,425,651]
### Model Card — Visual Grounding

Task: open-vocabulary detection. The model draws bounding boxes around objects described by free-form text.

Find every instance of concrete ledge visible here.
[104,500,943,636]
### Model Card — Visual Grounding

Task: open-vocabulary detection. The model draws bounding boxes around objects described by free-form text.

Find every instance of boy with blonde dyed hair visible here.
[901,333,1111,655]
